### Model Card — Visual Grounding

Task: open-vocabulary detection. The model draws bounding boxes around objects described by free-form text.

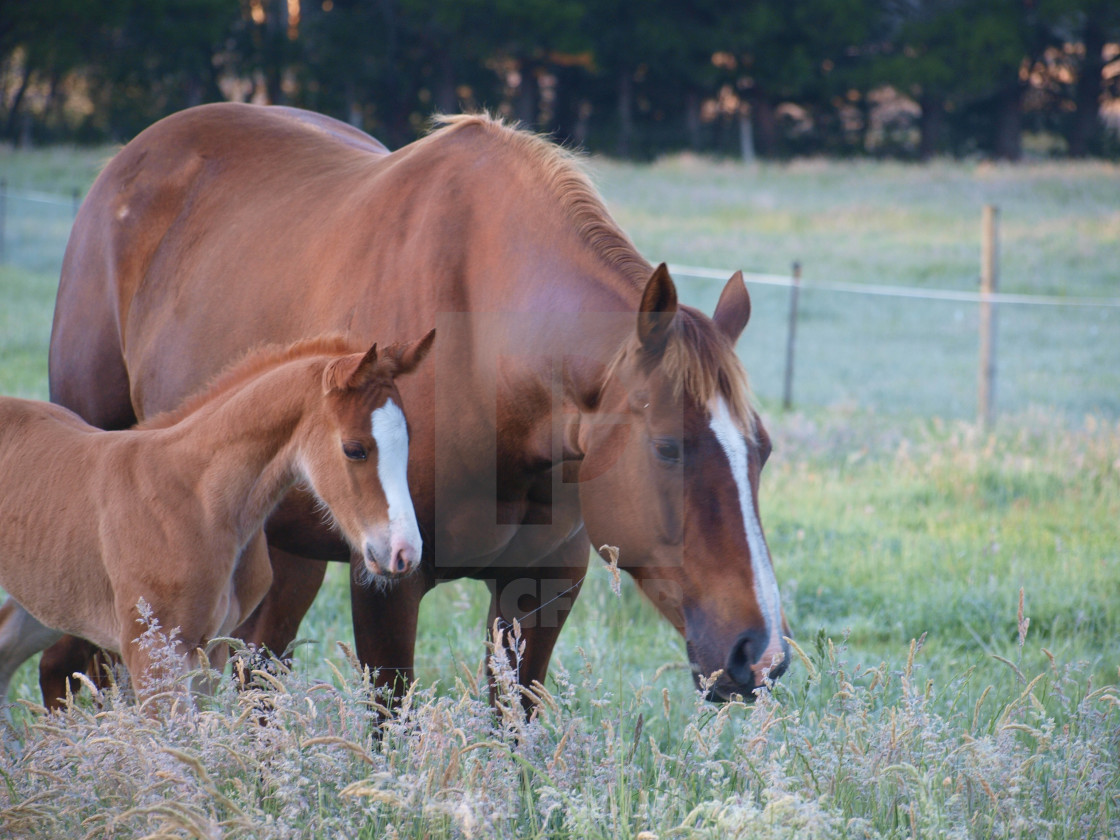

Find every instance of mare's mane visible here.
[429,113,652,287]
[610,306,758,440]
[140,335,363,430]
[428,116,755,435]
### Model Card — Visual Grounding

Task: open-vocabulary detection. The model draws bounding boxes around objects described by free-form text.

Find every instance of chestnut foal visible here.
[0,331,433,703]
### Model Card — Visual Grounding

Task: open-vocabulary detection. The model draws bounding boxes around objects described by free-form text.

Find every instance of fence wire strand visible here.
[668,263,1120,309]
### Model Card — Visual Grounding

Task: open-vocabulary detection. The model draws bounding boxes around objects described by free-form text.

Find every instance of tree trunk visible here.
[993,83,1022,161]
[749,92,777,158]
[346,81,362,128]
[263,0,288,105]
[435,49,457,114]
[617,71,633,157]
[3,62,32,143]
[185,76,205,109]
[573,99,590,149]
[918,93,945,160]
[1068,16,1105,158]
[517,60,538,128]
[685,90,702,151]
[739,109,756,163]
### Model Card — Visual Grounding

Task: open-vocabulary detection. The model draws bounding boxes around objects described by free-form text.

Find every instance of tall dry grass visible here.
[2,581,1117,839]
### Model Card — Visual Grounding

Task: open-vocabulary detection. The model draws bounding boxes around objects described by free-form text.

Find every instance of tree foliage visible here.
[1,0,1118,158]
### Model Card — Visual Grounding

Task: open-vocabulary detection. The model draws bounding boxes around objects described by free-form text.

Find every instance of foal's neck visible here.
[158,358,322,541]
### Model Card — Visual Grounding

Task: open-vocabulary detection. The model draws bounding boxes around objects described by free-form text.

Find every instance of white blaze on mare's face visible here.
[707,396,782,641]
[370,399,421,552]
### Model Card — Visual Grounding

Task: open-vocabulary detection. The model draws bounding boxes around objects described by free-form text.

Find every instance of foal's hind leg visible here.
[0,597,64,704]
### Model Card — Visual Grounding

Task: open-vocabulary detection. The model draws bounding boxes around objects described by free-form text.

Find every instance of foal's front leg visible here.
[119,535,276,705]
[0,597,64,704]
[118,599,197,709]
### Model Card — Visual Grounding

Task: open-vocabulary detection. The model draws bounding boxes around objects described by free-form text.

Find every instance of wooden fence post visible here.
[978,205,999,429]
[0,179,6,264]
[782,261,802,411]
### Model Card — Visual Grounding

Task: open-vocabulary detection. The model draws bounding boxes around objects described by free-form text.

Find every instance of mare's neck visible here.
[494,255,646,465]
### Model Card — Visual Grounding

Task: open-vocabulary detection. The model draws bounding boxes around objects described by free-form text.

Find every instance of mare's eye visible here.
[342,442,368,462]
[653,439,681,463]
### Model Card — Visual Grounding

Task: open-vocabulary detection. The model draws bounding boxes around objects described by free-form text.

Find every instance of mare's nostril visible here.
[726,628,767,687]
[769,642,791,681]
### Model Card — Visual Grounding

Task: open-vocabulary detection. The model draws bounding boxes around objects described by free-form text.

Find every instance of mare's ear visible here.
[323,343,378,393]
[637,263,678,353]
[712,270,751,343]
[387,328,436,377]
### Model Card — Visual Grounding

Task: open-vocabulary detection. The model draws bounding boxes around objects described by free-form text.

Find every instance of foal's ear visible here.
[323,343,379,393]
[637,263,678,353]
[387,328,436,377]
[712,270,751,343]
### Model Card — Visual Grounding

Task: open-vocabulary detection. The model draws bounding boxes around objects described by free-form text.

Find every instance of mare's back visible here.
[53,105,395,421]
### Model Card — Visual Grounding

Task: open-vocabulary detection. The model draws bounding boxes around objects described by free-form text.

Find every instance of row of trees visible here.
[2,0,1119,159]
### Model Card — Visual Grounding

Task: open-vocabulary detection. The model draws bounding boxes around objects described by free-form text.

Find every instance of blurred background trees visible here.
[1,0,1118,158]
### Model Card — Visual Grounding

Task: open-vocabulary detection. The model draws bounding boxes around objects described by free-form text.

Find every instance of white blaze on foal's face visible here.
[706,396,783,642]
[367,398,422,574]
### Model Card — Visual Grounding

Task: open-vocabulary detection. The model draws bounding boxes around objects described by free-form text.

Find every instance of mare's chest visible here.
[432,465,584,573]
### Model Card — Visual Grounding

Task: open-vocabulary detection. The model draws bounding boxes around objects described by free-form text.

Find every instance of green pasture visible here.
[0,148,1117,837]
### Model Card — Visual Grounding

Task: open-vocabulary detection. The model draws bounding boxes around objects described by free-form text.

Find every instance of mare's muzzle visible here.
[690,629,791,702]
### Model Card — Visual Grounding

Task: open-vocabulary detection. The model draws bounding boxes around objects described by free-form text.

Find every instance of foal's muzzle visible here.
[362,532,422,577]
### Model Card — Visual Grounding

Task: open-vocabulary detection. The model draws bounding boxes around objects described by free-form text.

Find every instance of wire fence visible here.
[673,263,1120,422]
[2,185,1118,422]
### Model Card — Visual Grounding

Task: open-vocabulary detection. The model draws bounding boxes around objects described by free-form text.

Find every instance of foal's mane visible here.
[610,306,758,439]
[428,113,652,287]
[140,335,362,430]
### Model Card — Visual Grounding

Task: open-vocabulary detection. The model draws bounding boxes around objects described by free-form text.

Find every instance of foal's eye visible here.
[653,439,682,463]
[342,442,368,461]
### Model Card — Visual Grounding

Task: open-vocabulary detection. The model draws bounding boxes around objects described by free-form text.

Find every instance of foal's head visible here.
[305,330,435,578]
[577,265,789,701]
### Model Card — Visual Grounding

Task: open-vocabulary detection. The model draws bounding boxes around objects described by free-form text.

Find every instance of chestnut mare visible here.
[0,332,433,702]
[43,103,789,705]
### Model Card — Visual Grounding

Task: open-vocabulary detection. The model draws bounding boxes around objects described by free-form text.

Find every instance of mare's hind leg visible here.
[0,597,64,703]
[38,636,115,710]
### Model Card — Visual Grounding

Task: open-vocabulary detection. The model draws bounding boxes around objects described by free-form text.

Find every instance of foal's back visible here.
[0,397,127,648]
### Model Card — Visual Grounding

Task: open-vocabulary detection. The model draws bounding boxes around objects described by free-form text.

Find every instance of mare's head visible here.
[306,329,435,578]
[577,265,789,701]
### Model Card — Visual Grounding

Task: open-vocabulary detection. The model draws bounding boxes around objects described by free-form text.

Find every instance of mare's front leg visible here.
[39,635,113,710]
[485,532,590,710]
[350,555,431,706]
[232,544,328,662]
[0,598,63,704]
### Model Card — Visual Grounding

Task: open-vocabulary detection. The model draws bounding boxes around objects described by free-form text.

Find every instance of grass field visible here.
[0,147,1117,838]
